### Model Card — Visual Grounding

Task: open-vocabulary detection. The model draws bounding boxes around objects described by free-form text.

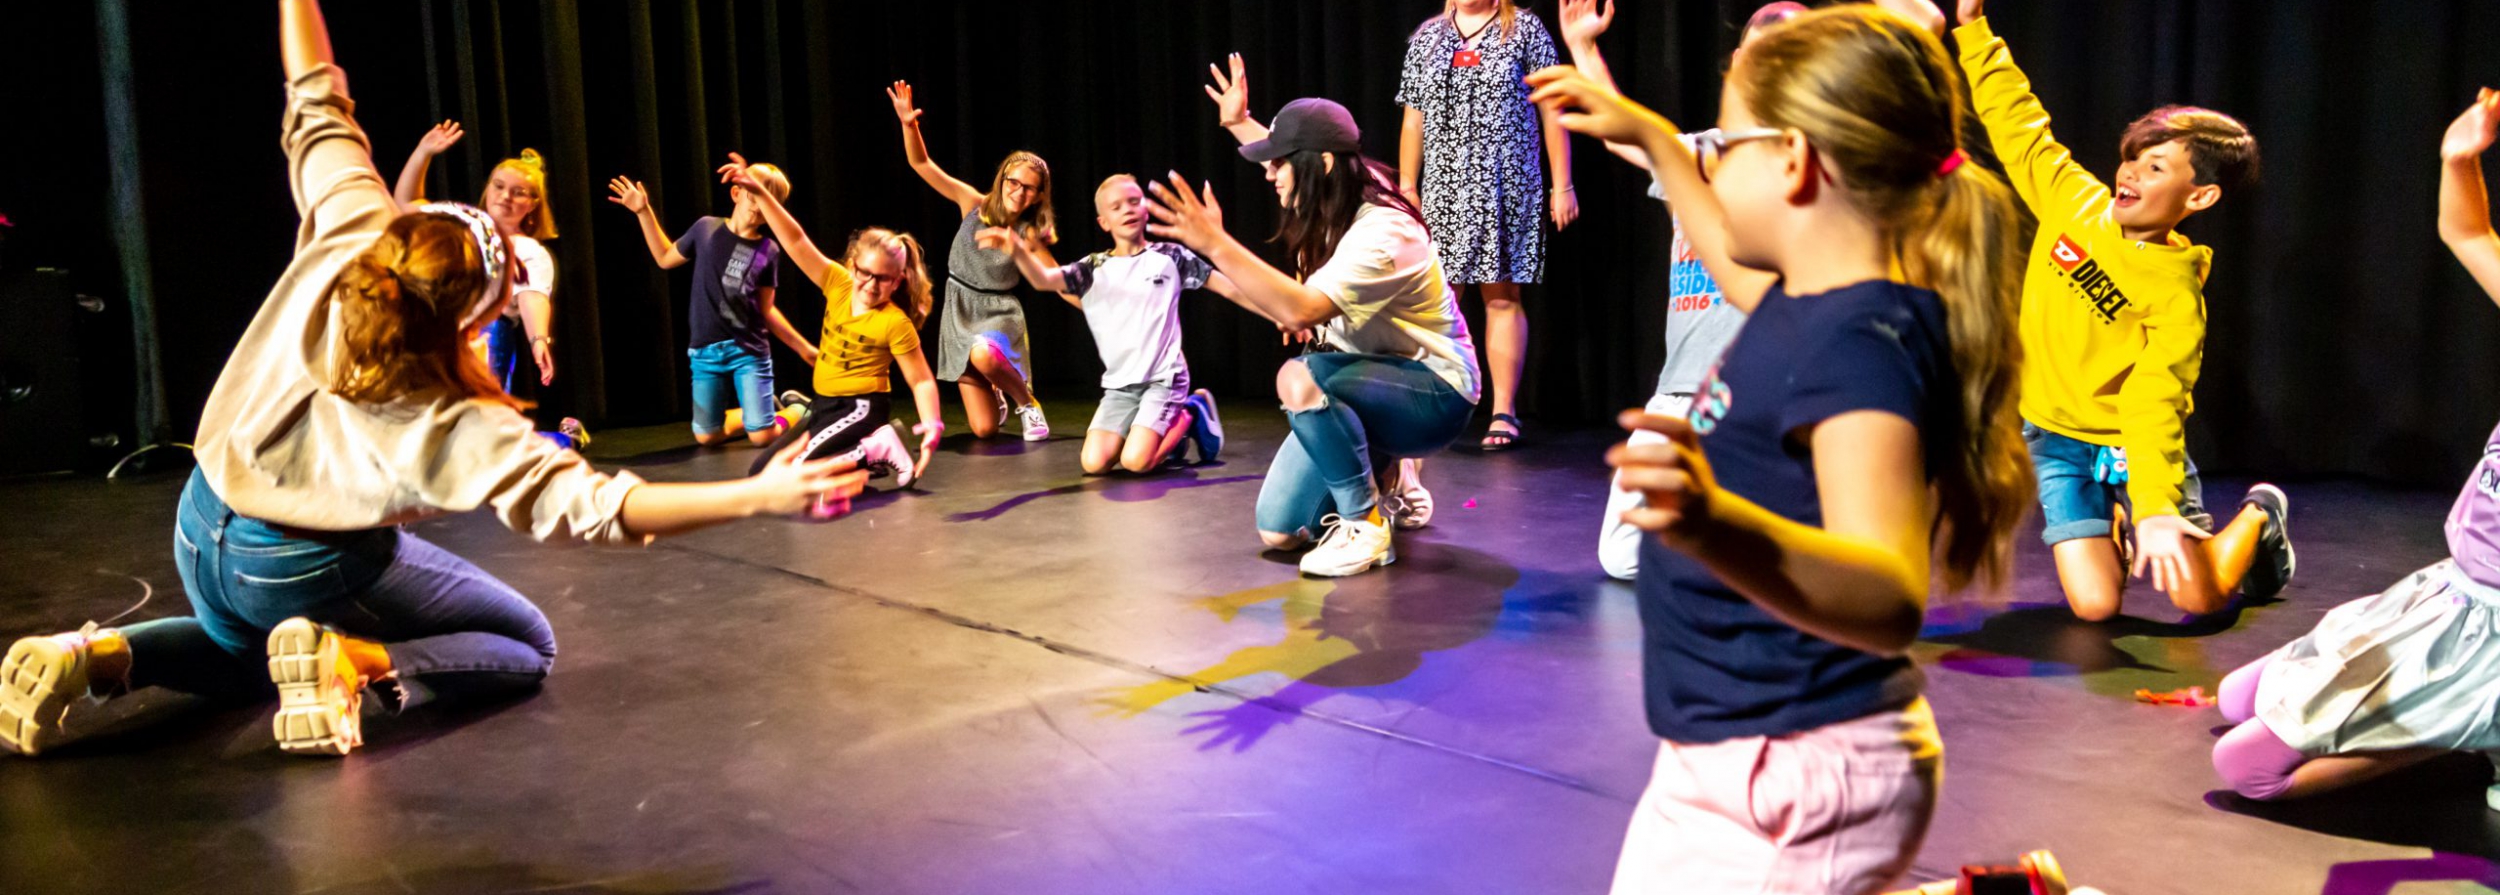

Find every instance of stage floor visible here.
[4,399,2496,895]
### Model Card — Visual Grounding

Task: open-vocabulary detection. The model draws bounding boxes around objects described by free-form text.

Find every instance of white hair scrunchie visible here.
[412,201,511,329]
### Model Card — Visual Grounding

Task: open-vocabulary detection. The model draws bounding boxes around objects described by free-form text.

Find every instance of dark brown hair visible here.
[329,213,523,410]
[1272,149,1426,279]
[2120,105,2261,192]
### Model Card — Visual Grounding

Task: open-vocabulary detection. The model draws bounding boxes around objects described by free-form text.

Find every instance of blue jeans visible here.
[117,469,558,711]
[690,339,777,435]
[2023,421,2210,545]
[484,316,526,393]
[1254,353,1476,537]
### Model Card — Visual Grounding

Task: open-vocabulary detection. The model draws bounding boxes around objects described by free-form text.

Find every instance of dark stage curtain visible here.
[5,1,2498,487]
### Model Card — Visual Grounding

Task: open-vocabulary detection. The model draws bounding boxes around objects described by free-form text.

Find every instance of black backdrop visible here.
[4,1,2498,486]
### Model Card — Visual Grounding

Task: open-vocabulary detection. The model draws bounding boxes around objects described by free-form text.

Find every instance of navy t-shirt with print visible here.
[1636,279,1951,743]
[678,216,782,355]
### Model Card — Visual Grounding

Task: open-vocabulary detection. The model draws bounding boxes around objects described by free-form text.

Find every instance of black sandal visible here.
[1481,413,1524,451]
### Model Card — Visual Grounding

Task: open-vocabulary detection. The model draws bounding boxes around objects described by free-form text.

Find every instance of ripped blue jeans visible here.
[1253,352,1475,538]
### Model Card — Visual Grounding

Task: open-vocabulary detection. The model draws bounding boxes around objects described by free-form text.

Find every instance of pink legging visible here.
[2211,655,2310,800]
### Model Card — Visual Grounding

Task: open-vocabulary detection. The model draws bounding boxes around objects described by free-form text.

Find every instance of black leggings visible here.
[751,393,892,475]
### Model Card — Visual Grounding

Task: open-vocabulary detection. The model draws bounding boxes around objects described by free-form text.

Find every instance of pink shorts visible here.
[1610,698,1944,895]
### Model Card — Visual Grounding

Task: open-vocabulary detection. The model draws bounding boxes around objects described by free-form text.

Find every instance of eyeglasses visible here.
[1694,127,1788,181]
[857,269,907,289]
[1002,179,1041,195]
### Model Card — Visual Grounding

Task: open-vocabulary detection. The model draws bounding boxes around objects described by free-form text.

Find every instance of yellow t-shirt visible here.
[812,262,921,398]
[1958,18,2215,520]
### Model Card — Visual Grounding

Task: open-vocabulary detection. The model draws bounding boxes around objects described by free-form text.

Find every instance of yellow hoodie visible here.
[1957,18,2213,521]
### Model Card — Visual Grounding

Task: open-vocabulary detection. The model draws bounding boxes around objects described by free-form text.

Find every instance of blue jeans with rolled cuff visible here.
[1253,353,1475,539]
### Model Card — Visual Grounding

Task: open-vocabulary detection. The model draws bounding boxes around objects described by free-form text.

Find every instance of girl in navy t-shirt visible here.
[1531,7,2033,893]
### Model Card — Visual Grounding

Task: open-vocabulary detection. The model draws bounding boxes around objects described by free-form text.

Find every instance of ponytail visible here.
[331,213,524,411]
[846,227,935,328]
[1902,158,2032,593]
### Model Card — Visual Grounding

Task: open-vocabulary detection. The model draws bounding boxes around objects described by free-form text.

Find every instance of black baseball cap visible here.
[1239,97,1362,162]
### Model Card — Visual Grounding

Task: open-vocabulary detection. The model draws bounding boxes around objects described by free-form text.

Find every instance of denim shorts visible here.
[690,339,777,434]
[1091,372,1191,436]
[2024,421,2208,545]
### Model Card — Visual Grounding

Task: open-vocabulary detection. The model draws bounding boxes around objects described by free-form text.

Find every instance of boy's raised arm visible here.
[1953,9,2108,219]
[606,176,686,268]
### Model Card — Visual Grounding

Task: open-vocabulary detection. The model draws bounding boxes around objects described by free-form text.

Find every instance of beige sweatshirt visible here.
[191,64,643,543]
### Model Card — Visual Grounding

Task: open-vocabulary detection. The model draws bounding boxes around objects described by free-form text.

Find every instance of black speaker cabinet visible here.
[0,267,81,475]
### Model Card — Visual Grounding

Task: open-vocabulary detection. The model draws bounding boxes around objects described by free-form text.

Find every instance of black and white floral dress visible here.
[1395,10,1558,285]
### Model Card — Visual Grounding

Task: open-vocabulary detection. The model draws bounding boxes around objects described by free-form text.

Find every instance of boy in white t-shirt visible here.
[982,175,1250,473]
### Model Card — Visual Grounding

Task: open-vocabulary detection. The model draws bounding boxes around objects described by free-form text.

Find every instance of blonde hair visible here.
[846,227,933,328]
[330,212,523,411]
[488,148,559,240]
[1426,0,1518,40]
[977,152,1057,245]
[743,162,792,202]
[1094,173,1140,207]
[1734,6,2032,594]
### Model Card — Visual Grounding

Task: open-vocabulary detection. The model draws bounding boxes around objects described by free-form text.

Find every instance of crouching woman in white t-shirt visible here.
[1150,74,1482,577]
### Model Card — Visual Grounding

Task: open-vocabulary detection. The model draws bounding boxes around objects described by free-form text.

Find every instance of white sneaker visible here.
[857,423,916,488]
[1018,404,1051,442]
[1298,514,1396,577]
[1383,458,1433,530]
[267,617,364,757]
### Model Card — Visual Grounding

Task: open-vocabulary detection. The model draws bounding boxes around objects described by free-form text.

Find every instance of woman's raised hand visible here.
[1205,53,1251,127]
[1143,172,1228,254]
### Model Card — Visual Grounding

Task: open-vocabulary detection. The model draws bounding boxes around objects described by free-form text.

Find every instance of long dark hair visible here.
[1272,149,1426,278]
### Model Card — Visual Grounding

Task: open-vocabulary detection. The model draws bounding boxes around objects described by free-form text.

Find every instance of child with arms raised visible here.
[980,174,1244,474]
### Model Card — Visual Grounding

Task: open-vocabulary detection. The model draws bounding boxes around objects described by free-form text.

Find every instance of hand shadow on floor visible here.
[2204,752,2500,865]
[1099,539,1521,753]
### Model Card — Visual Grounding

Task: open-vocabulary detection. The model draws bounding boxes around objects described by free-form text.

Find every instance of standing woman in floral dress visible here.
[1397,0,1577,451]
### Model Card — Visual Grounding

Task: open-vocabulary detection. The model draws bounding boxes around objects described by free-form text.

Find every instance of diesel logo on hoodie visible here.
[2050,233,2132,323]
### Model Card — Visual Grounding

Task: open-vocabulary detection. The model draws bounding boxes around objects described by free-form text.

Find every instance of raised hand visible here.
[605,176,650,215]
[417,120,464,156]
[716,151,765,193]
[1958,0,1984,25]
[1526,65,1673,148]
[1143,172,1229,254]
[1204,52,1251,126]
[886,80,923,125]
[1557,0,1615,46]
[1607,409,1720,545]
[2443,87,2500,162]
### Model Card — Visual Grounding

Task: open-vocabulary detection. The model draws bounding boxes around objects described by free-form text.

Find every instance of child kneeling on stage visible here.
[982,174,1246,473]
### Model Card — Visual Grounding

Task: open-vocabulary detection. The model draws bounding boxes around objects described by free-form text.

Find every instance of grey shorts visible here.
[1091,375,1191,436]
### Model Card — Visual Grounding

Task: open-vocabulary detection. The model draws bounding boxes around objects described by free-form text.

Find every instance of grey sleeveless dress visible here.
[933,209,1031,382]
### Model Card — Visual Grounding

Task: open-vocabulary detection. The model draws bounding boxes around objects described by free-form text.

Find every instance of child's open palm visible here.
[2443,88,2500,162]
[1527,66,1671,148]
[605,176,650,215]
[886,81,923,125]
[417,120,464,156]
[1558,0,1614,45]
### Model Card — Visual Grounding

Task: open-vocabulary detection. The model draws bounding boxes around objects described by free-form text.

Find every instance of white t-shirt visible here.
[502,234,557,319]
[1056,242,1212,387]
[1306,204,1481,403]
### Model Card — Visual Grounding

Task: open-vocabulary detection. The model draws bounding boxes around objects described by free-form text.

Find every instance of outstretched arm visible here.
[618,440,867,534]
[1952,7,2110,219]
[1205,54,1271,147]
[392,120,462,208]
[605,176,687,268]
[719,153,837,289]
[888,81,984,214]
[1143,174,1339,330]
[1526,66,1775,312]
[974,227,1072,296]
[2441,89,2500,306]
